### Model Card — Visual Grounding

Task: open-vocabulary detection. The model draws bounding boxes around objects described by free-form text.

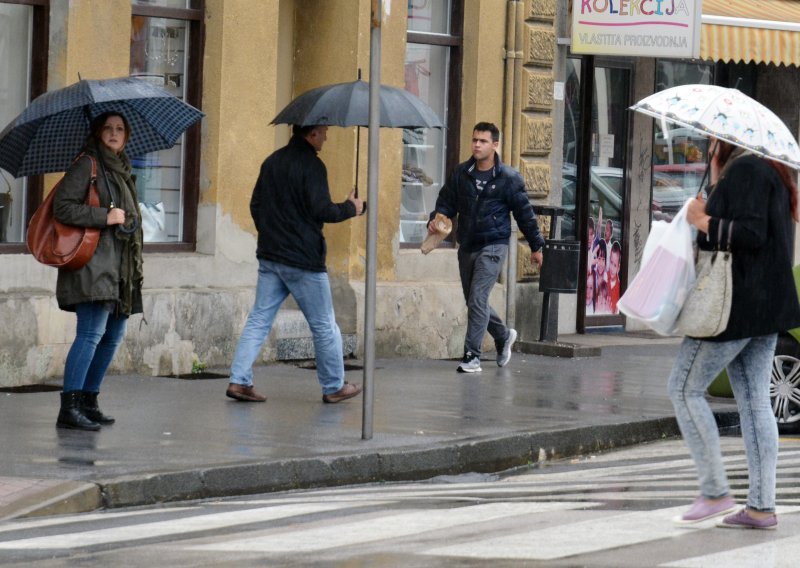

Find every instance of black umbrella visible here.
[271,79,443,129]
[272,79,443,196]
[0,77,204,177]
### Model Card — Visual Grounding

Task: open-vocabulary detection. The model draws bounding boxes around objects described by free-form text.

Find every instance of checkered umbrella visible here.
[0,77,204,177]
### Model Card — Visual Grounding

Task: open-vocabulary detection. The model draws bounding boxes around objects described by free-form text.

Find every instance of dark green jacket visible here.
[52,153,143,314]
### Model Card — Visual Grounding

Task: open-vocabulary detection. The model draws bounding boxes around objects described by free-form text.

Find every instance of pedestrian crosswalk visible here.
[1,438,799,566]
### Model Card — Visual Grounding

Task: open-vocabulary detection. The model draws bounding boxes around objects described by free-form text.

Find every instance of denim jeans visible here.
[458,244,510,358]
[63,302,128,393]
[667,334,778,512]
[230,259,344,395]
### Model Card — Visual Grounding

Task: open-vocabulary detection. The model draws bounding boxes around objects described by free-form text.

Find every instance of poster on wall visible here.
[571,0,702,59]
[586,212,622,316]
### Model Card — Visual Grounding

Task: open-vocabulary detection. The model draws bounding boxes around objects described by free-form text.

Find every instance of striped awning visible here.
[701,0,800,67]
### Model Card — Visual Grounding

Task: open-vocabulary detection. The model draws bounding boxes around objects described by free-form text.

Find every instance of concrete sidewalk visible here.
[0,335,738,521]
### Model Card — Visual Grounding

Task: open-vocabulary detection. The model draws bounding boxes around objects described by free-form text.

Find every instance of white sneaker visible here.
[457,352,482,373]
[497,328,517,367]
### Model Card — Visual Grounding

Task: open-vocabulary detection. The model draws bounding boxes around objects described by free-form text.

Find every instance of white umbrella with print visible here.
[631,84,800,169]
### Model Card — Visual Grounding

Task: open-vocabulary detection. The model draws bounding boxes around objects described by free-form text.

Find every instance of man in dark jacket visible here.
[227,125,365,403]
[429,122,544,373]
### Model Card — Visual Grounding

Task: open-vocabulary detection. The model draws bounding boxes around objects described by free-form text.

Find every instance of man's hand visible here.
[347,189,365,216]
[531,250,543,268]
[427,219,438,234]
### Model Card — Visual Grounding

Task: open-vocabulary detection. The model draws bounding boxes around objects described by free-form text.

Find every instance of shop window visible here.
[651,61,713,222]
[130,0,203,249]
[400,0,462,247]
[0,0,47,249]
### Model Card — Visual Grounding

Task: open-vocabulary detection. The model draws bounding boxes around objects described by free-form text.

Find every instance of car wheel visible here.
[770,355,800,433]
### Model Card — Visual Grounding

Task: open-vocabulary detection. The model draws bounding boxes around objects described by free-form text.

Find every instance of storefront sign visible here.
[571,0,702,58]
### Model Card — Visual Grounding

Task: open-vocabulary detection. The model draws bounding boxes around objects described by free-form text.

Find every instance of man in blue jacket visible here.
[227,125,365,403]
[429,122,544,373]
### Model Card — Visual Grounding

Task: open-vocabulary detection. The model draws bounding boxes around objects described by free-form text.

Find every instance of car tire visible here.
[770,354,800,434]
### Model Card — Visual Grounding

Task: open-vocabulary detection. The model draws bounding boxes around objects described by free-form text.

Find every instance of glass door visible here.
[563,57,631,328]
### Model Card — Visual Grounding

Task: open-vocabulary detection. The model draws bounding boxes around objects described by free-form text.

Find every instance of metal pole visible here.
[362,0,381,440]
[505,225,517,328]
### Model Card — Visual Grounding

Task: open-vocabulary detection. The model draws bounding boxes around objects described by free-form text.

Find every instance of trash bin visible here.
[539,240,580,293]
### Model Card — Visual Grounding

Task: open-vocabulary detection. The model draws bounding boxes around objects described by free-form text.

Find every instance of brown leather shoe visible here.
[322,381,362,404]
[226,383,267,402]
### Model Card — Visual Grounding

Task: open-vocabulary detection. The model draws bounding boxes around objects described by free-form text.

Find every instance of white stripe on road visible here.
[0,502,385,549]
[661,534,800,567]
[422,505,800,561]
[186,501,595,553]
[0,507,201,534]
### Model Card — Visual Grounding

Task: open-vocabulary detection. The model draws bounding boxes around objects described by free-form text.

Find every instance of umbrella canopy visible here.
[631,84,800,169]
[271,80,444,129]
[0,77,204,177]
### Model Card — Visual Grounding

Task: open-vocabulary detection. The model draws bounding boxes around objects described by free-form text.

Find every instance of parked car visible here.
[652,163,706,222]
[561,164,623,242]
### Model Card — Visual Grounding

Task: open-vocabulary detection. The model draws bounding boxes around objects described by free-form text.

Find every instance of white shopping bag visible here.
[618,198,696,335]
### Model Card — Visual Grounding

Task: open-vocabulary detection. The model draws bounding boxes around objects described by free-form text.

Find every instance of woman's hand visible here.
[686,196,710,234]
[106,208,126,226]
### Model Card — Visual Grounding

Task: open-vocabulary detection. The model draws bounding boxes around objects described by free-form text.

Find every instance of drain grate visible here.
[161,372,230,380]
[0,384,62,393]
[293,361,364,371]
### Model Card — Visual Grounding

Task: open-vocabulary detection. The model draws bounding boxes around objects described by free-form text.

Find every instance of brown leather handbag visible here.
[26,155,101,270]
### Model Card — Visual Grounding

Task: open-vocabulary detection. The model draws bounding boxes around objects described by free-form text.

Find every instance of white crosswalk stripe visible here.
[422,505,800,561]
[0,502,385,549]
[0,438,799,566]
[661,534,800,568]
[187,502,593,553]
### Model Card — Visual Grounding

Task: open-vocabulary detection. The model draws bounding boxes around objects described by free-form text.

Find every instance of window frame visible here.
[399,0,463,249]
[0,0,48,254]
[131,0,205,253]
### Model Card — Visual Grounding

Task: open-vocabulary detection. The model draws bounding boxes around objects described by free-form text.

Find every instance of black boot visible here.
[57,391,100,431]
[80,391,115,425]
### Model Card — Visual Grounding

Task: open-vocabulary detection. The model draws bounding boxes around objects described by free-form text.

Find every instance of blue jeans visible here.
[458,244,510,357]
[63,303,128,393]
[230,259,344,395]
[667,334,778,512]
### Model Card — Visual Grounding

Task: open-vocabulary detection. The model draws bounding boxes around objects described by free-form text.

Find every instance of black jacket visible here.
[431,153,544,253]
[251,135,357,272]
[699,154,800,341]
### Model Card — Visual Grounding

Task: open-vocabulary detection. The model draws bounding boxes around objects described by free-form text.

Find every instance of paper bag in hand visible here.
[421,213,452,254]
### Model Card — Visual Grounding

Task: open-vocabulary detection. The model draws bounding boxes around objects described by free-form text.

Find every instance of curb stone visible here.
[94,411,738,510]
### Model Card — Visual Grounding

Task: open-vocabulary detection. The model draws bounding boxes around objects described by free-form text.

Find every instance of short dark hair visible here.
[597,238,607,260]
[473,122,500,142]
[292,124,318,138]
[89,111,131,146]
[611,240,622,259]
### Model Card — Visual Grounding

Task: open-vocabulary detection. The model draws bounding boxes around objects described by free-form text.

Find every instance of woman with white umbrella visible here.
[669,136,800,529]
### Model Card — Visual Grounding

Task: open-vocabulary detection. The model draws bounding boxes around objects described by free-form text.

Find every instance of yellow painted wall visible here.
[64,0,130,83]
[461,1,508,155]
[202,0,281,234]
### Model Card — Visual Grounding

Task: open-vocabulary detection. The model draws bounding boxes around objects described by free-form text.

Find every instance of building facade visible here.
[0,0,563,386]
[2,0,798,388]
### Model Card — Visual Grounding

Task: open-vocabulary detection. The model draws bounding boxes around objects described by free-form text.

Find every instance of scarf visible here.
[87,138,144,316]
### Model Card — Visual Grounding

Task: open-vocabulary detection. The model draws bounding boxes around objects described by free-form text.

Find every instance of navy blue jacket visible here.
[699,154,800,341]
[250,135,357,272]
[431,153,544,253]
